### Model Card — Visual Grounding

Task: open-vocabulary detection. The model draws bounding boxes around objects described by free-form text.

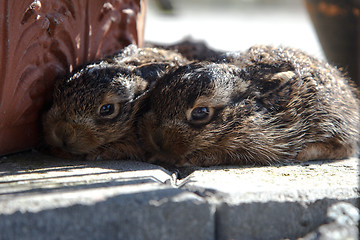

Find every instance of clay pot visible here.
[0,0,147,155]
[304,0,360,88]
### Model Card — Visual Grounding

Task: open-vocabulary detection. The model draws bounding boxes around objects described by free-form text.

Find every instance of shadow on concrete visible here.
[1,150,356,181]
[0,151,174,199]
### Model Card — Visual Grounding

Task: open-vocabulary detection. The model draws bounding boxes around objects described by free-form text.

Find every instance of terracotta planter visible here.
[0,0,147,155]
[304,0,360,88]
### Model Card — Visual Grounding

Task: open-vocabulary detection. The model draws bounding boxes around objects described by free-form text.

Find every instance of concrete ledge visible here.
[2,190,212,240]
[0,152,358,240]
[183,159,359,239]
[0,153,213,240]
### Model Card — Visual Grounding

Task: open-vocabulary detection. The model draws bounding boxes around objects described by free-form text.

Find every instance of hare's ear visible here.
[136,63,172,86]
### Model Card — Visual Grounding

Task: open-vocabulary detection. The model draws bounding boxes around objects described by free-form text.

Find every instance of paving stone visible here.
[298,202,359,240]
[184,158,359,203]
[0,152,358,240]
[1,190,213,240]
[0,152,213,240]
[182,158,359,240]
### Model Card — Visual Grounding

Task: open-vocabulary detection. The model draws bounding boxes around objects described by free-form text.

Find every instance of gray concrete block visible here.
[0,152,214,240]
[184,158,359,203]
[183,158,359,240]
[0,152,358,240]
[215,199,357,240]
[299,202,359,240]
[1,189,213,240]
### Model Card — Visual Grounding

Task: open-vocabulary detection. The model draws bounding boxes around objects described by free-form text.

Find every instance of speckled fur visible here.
[43,45,189,160]
[138,45,360,166]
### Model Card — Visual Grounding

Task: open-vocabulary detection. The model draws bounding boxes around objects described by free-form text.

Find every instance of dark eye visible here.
[187,106,214,125]
[191,107,210,121]
[99,104,115,117]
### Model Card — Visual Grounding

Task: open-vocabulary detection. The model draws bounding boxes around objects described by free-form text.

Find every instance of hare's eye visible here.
[191,107,210,120]
[99,104,115,117]
[188,107,214,125]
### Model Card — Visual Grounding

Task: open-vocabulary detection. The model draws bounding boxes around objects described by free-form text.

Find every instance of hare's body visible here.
[139,46,360,166]
[43,45,189,160]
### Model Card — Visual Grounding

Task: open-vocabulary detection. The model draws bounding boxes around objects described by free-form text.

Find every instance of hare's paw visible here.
[296,141,357,161]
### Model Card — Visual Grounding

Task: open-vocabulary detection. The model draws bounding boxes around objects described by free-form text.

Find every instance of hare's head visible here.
[43,62,148,156]
[138,62,258,166]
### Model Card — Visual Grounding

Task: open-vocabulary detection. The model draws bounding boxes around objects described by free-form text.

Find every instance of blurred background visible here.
[144,0,324,59]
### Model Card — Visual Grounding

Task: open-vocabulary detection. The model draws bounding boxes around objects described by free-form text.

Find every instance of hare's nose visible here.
[150,128,188,157]
[52,121,76,148]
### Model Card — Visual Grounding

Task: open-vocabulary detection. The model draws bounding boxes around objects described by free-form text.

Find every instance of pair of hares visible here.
[43,44,360,166]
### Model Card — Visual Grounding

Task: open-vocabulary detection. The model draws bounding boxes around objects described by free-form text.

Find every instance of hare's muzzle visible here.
[146,128,189,164]
[44,118,102,155]
[49,121,76,150]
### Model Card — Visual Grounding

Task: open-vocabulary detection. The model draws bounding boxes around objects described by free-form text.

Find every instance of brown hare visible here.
[138,45,360,166]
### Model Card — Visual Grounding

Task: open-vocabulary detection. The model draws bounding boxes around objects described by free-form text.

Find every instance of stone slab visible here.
[0,151,358,240]
[299,202,359,240]
[0,152,213,240]
[183,158,359,239]
[184,158,359,203]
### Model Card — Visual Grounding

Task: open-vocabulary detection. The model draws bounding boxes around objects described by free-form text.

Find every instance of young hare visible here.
[43,45,189,160]
[138,46,360,166]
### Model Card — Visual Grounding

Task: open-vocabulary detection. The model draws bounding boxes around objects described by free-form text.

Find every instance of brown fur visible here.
[138,45,360,166]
